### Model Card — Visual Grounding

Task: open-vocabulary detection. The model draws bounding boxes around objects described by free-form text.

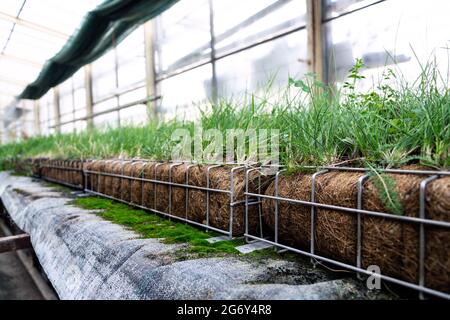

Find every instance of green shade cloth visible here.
[18,0,179,100]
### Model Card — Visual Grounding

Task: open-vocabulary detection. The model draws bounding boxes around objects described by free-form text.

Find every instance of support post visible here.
[144,20,157,120]
[306,0,324,82]
[209,0,218,104]
[34,100,41,136]
[0,234,31,254]
[84,64,94,130]
[53,87,61,133]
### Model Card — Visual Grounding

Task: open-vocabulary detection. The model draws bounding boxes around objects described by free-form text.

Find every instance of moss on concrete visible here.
[72,196,245,256]
[42,182,74,196]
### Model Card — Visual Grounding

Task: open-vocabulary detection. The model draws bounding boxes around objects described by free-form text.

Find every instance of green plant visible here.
[368,168,404,216]
[1,60,449,170]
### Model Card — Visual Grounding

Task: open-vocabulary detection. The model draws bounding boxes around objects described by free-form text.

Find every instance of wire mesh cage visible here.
[243,165,450,299]
[29,158,450,299]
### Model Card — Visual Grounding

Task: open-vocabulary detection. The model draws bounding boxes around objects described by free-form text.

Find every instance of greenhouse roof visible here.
[0,0,103,109]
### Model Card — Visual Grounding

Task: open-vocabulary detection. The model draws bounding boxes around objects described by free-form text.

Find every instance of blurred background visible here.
[0,0,449,142]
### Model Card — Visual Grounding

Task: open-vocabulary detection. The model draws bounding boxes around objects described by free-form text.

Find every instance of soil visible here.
[130,162,146,205]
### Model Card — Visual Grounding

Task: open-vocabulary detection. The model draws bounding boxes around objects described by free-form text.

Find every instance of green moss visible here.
[10,171,30,177]
[71,196,243,256]
[43,182,74,195]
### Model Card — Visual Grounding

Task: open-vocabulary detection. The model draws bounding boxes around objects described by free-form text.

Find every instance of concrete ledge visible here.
[0,172,383,300]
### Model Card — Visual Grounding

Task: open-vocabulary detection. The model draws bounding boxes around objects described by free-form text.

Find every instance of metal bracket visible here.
[0,234,31,254]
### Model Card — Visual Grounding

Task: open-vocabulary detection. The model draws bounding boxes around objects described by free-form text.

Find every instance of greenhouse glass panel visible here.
[39,92,54,136]
[93,110,119,129]
[323,0,382,19]
[59,79,74,117]
[0,1,103,118]
[61,123,74,134]
[119,104,148,126]
[73,88,86,111]
[158,63,212,120]
[94,98,117,114]
[47,104,55,132]
[0,59,39,91]
[74,107,86,120]
[60,113,74,126]
[0,82,23,98]
[92,50,117,102]
[155,0,211,74]
[92,74,117,103]
[39,97,49,125]
[0,0,25,16]
[325,0,450,89]
[0,20,13,46]
[117,26,145,64]
[72,69,85,91]
[19,0,104,36]
[213,0,307,56]
[118,87,148,125]
[216,30,308,97]
[74,120,87,132]
[59,96,73,118]
[59,77,73,95]
[93,98,119,128]
[21,100,35,138]
[0,95,12,108]
[118,59,146,90]
[119,87,147,106]
[4,25,62,60]
[117,26,146,89]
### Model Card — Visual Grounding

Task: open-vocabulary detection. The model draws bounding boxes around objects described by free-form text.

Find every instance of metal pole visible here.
[53,87,61,133]
[356,174,370,279]
[84,64,94,130]
[33,100,41,136]
[419,175,439,299]
[144,21,158,120]
[310,170,328,264]
[306,0,324,82]
[208,0,218,104]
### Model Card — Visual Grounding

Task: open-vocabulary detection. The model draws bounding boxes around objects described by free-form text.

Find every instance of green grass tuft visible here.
[1,61,449,171]
[370,173,404,216]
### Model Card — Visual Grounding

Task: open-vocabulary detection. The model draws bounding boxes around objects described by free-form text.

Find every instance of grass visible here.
[72,196,245,256]
[0,60,449,170]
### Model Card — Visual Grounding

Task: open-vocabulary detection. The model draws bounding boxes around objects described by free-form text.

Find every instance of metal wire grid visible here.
[80,159,248,238]
[37,160,85,190]
[243,166,450,300]
[36,159,244,236]
[32,159,450,299]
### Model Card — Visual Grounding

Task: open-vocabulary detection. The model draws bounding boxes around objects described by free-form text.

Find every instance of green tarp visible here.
[19,0,179,100]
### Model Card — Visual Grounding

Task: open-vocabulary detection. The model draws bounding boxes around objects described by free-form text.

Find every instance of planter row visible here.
[36,159,84,189]
[34,159,262,237]
[30,158,450,298]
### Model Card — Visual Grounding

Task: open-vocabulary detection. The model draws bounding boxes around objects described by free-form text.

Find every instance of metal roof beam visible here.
[0,11,69,40]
